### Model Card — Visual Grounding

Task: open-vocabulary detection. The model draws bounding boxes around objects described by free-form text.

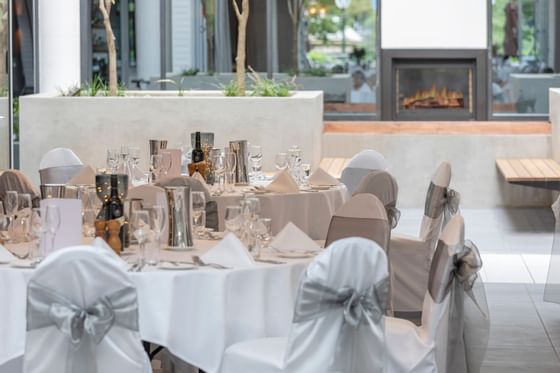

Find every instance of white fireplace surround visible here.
[381,0,488,50]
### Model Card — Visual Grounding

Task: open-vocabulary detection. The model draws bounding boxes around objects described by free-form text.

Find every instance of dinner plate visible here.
[274,250,317,259]
[158,262,197,270]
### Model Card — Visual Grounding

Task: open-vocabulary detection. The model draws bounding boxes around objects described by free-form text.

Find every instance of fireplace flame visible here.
[403,84,465,109]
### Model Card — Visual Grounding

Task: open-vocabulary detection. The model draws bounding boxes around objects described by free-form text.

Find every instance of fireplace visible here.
[380,50,488,121]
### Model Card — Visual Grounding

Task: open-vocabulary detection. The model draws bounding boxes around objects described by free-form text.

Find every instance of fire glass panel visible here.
[397,67,472,112]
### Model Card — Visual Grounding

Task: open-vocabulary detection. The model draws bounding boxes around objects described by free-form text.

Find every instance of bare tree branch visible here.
[232,0,241,19]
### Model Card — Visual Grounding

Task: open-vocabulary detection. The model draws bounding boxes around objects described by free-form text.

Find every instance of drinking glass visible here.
[107,149,119,173]
[30,208,46,263]
[193,210,206,238]
[149,205,166,265]
[302,163,311,178]
[275,153,288,171]
[249,145,263,181]
[252,217,272,259]
[224,150,237,192]
[211,151,226,194]
[191,191,206,238]
[150,154,163,182]
[132,210,151,264]
[161,152,172,179]
[45,205,61,254]
[224,206,243,234]
[18,194,33,242]
[0,201,6,242]
[5,191,18,241]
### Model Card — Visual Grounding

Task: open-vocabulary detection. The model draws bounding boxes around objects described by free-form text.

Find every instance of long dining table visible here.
[0,239,315,373]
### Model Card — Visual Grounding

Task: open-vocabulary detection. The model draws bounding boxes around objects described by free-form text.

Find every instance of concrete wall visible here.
[551,89,560,163]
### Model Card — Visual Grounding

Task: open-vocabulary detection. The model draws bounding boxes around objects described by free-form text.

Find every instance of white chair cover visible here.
[545,196,560,303]
[128,184,169,243]
[23,246,151,373]
[0,169,40,207]
[390,161,461,314]
[220,237,389,373]
[354,170,400,229]
[386,214,489,373]
[325,193,390,251]
[39,148,84,185]
[340,149,389,195]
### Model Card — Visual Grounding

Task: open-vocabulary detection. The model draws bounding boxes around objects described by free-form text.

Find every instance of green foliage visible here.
[492,0,540,57]
[181,68,200,77]
[156,78,187,96]
[81,75,107,97]
[302,66,329,77]
[307,16,338,45]
[308,49,334,66]
[248,69,295,97]
[222,80,241,96]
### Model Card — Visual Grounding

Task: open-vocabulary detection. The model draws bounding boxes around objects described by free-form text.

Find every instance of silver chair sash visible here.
[428,238,489,373]
[27,281,139,373]
[293,278,388,372]
[39,165,84,185]
[424,182,461,224]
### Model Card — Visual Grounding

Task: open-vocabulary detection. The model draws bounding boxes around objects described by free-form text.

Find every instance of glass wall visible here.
[0,0,10,169]
[492,0,558,116]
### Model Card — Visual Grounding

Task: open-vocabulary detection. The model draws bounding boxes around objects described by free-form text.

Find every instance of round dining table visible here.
[0,239,314,373]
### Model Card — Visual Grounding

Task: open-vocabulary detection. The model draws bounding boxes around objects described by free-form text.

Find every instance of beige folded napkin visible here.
[92,237,128,270]
[308,167,339,186]
[267,169,299,193]
[0,244,15,263]
[201,233,255,269]
[270,222,321,252]
[68,165,96,185]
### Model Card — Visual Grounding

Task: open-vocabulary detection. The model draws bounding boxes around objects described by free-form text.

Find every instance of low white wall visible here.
[551,88,560,164]
[20,91,323,185]
[323,132,552,208]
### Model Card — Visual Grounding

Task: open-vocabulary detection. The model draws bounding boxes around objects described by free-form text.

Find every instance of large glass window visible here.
[492,0,558,116]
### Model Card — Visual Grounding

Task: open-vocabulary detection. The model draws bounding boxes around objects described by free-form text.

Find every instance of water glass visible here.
[0,201,6,242]
[45,205,61,254]
[150,154,164,182]
[5,191,18,240]
[161,152,172,179]
[193,210,206,238]
[224,206,243,234]
[252,217,272,258]
[275,153,288,171]
[224,150,237,192]
[249,145,263,181]
[149,205,166,265]
[30,208,45,263]
[17,194,33,242]
[107,149,119,173]
[132,210,151,264]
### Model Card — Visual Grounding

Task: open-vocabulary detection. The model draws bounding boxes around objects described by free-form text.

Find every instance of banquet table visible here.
[0,240,313,373]
[213,184,349,240]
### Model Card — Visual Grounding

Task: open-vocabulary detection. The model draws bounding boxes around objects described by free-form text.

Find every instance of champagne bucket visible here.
[229,140,249,185]
[149,140,168,156]
[40,184,67,199]
[190,132,215,148]
[165,186,193,248]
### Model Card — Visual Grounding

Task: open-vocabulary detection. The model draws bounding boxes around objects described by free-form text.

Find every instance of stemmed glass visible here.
[149,205,166,265]
[161,152,172,179]
[45,205,61,254]
[249,145,263,182]
[150,154,163,182]
[224,206,243,235]
[17,194,32,242]
[29,208,46,263]
[211,151,226,195]
[132,210,151,265]
[275,153,288,171]
[191,191,206,238]
[107,149,119,173]
[4,191,18,241]
[0,201,6,242]
[224,150,237,192]
[252,217,272,259]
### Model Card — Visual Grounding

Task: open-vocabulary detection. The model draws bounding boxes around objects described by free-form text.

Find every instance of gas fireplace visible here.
[380,50,488,121]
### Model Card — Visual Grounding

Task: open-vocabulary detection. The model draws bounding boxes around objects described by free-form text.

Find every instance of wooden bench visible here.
[496,158,560,190]
[319,157,351,179]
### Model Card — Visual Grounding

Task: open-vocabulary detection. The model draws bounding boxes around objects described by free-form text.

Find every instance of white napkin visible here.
[308,167,339,186]
[270,222,321,252]
[0,244,15,263]
[92,238,128,270]
[68,165,96,185]
[267,169,299,193]
[201,233,255,269]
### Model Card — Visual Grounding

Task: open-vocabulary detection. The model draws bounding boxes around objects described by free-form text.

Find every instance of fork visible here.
[192,255,230,269]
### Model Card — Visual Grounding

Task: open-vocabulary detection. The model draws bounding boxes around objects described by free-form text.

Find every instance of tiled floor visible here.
[398,207,560,372]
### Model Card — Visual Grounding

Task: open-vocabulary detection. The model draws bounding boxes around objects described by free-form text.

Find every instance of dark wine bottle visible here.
[192,132,205,163]
[108,174,125,252]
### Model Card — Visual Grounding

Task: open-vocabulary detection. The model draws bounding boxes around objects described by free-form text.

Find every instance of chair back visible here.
[354,170,400,229]
[128,184,169,242]
[285,237,389,373]
[340,150,389,195]
[39,148,84,185]
[23,247,149,373]
[0,169,40,208]
[325,193,390,250]
[156,176,218,231]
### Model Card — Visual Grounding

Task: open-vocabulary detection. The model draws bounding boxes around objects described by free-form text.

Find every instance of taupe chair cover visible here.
[390,161,461,315]
[0,169,40,208]
[39,148,84,185]
[354,170,400,229]
[155,176,218,231]
[325,193,390,251]
[340,149,389,195]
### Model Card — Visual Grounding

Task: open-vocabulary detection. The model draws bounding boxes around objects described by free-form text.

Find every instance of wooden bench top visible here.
[319,157,351,179]
[496,159,560,182]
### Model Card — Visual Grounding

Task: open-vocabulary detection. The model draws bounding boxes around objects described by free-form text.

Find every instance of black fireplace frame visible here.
[380,49,489,121]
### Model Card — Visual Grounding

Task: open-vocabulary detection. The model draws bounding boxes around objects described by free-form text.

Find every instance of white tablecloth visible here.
[214,185,349,240]
[0,241,310,373]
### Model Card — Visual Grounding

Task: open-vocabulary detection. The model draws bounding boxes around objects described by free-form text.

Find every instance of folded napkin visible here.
[201,233,255,269]
[0,244,15,263]
[68,165,96,185]
[92,238,128,270]
[267,169,299,193]
[308,167,339,186]
[270,222,321,252]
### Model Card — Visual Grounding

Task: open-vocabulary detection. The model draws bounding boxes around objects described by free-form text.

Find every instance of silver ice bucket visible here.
[164,186,194,248]
[229,140,249,185]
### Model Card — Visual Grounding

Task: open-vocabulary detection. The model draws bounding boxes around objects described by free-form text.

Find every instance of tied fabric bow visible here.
[386,206,401,229]
[27,282,139,373]
[425,182,461,223]
[293,279,388,372]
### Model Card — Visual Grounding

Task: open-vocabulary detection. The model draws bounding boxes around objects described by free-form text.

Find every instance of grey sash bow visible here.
[293,278,388,372]
[386,206,401,229]
[425,182,461,224]
[27,281,139,373]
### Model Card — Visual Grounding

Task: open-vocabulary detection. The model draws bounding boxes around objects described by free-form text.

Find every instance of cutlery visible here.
[128,263,139,272]
[255,258,286,265]
[192,255,230,269]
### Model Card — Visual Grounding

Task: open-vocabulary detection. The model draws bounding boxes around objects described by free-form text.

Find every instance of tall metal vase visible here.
[164,186,194,248]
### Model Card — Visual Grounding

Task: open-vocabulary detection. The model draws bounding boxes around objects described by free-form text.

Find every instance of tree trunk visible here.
[100,0,118,96]
[292,21,299,74]
[233,0,249,95]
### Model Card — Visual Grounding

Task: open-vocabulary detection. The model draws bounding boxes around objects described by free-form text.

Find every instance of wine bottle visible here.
[192,132,205,163]
[107,174,125,252]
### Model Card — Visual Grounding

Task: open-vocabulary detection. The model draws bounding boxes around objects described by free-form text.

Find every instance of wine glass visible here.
[150,154,163,182]
[191,191,206,238]
[30,208,46,263]
[252,217,272,259]
[161,152,172,179]
[249,145,263,181]
[0,201,7,242]
[149,205,166,265]
[224,150,237,192]
[45,205,61,254]
[5,191,18,241]
[18,194,33,242]
[132,210,151,265]
[275,153,288,171]
[224,206,243,234]
[211,151,226,195]
[107,149,119,173]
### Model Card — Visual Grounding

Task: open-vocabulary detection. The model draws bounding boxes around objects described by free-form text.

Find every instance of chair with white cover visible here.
[0,169,40,207]
[220,237,389,373]
[128,184,169,242]
[325,193,390,251]
[340,149,389,195]
[390,161,460,316]
[354,170,400,229]
[23,246,151,373]
[156,176,218,231]
[385,214,489,373]
[39,148,84,185]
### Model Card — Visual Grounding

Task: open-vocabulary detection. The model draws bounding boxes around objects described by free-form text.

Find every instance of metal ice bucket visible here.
[164,186,193,248]
[229,140,249,185]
